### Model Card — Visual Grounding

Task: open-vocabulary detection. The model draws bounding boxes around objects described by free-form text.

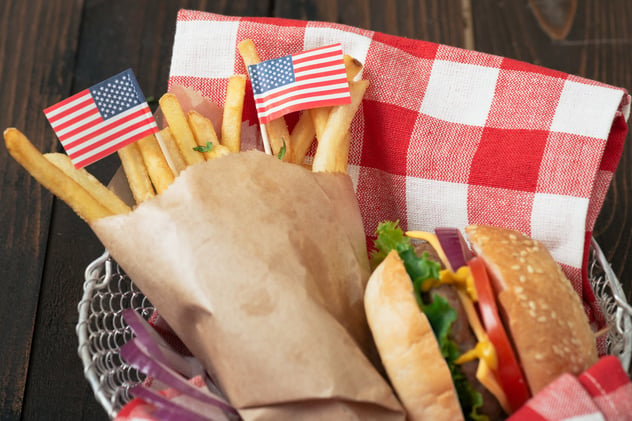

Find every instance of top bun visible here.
[465,225,598,394]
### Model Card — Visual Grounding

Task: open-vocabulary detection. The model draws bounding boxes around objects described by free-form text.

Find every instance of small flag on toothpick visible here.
[44,68,158,169]
[247,43,351,125]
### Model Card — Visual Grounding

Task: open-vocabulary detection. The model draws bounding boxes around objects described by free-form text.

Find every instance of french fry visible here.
[136,133,175,195]
[237,39,262,66]
[310,55,364,140]
[237,39,293,161]
[207,144,232,160]
[312,79,369,173]
[159,93,205,166]
[221,75,247,153]
[117,143,155,204]
[290,111,316,165]
[292,54,364,163]
[44,152,131,214]
[309,107,331,141]
[188,110,221,160]
[155,127,187,176]
[343,54,363,81]
[3,128,114,222]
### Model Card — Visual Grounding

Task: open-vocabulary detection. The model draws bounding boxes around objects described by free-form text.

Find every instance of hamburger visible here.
[364,222,598,420]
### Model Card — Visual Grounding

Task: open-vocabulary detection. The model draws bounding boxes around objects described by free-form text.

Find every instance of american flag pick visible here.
[247,43,351,124]
[44,69,158,168]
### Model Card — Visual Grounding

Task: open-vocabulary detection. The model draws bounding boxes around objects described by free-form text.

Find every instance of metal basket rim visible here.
[77,241,632,419]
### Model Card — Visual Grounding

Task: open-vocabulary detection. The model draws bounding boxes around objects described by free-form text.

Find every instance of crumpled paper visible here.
[92,150,405,420]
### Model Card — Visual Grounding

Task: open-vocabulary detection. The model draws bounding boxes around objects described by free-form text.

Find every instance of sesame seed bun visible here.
[465,225,598,394]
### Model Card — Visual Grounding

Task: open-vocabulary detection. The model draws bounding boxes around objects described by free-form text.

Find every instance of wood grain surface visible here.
[1,1,630,419]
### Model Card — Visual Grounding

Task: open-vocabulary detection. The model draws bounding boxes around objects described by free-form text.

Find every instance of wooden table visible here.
[1,1,631,419]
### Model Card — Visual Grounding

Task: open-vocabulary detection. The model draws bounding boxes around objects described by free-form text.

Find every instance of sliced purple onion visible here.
[435,227,473,271]
[122,309,169,359]
[122,309,205,379]
[120,338,237,415]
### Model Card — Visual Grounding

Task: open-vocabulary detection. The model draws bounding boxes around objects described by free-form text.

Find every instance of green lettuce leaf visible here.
[371,221,487,421]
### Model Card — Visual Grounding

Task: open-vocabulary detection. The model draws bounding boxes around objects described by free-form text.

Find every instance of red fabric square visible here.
[600,114,628,171]
[487,69,565,130]
[364,41,434,111]
[242,16,309,28]
[537,132,606,197]
[356,167,408,235]
[371,31,439,59]
[407,114,483,183]
[469,127,548,192]
[360,100,417,175]
[501,57,568,80]
[467,185,534,234]
[435,44,502,68]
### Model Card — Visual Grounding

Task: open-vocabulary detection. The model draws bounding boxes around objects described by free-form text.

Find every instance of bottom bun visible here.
[364,250,464,421]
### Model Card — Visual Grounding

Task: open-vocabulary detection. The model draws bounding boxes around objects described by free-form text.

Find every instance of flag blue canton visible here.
[89,69,146,120]
[249,55,295,95]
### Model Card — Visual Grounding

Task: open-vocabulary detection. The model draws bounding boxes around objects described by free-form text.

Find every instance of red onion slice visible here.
[120,338,237,415]
[435,227,473,271]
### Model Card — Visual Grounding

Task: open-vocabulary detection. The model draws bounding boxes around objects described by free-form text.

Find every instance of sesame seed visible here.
[527,265,534,274]
[512,265,521,270]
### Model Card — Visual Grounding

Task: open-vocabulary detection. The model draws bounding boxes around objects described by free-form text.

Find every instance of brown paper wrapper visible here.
[91,150,404,420]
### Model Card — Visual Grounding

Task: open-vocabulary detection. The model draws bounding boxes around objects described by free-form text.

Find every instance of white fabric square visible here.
[531,193,589,268]
[551,80,624,139]
[170,20,239,78]
[347,164,361,191]
[420,60,499,126]
[303,26,372,77]
[406,177,469,231]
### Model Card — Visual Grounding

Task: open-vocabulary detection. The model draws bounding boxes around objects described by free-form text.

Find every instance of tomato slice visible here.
[468,257,531,412]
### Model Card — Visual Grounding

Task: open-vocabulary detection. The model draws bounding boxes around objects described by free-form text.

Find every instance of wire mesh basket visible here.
[77,239,632,419]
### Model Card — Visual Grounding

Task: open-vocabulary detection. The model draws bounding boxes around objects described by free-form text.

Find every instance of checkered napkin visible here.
[509,356,632,421]
[168,10,630,331]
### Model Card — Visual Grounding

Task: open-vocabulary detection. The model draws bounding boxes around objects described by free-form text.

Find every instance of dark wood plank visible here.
[470,0,632,300]
[0,1,84,420]
[19,2,271,419]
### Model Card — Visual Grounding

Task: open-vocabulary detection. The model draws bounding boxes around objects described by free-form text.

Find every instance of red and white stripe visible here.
[44,90,157,168]
[253,44,351,123]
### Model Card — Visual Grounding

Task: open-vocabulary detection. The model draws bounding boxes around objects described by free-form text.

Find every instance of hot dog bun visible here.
[364,250,464,421]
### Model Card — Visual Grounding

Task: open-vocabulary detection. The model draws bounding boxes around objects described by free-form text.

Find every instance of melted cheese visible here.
[456,289,511,415]
[405,231,511,413]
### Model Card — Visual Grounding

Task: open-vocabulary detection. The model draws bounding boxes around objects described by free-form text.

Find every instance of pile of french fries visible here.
[3,40,368,224]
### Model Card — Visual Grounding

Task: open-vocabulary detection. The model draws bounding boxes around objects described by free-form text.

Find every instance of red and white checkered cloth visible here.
[167,10,630,335]
[509,356,632,421]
